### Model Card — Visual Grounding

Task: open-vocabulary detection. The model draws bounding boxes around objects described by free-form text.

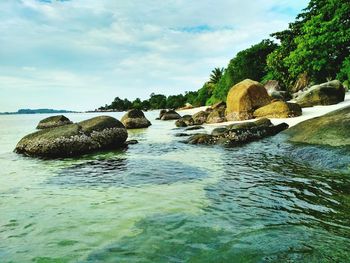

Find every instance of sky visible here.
[0,0,309,112]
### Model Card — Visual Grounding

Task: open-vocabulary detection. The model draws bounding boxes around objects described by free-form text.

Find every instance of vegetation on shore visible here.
[99,0,349,112]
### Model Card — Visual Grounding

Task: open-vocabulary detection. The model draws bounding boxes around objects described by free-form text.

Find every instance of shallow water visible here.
[0,112,349,262]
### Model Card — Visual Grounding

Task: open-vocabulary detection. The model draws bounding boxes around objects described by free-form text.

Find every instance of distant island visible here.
[0,109,77,115]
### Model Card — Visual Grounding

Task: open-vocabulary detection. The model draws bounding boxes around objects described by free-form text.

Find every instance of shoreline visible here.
[178,92,350,129]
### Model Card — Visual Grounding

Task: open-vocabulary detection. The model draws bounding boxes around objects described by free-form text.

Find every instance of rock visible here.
[175,115,194,127]
[158,109,167,120]
[295,80,345,107]
[206,107,226,124]
[36,115,73,129]
[211,101,226,110]
[187,134,215,145]
[285,106,350,147]
[227,121,257,131]
[174,133,191,137]
[178,103,193,110]
[264,80,281,94]
[121,109,151,129]
[211,127,228,136]
[125,139,139,145]
[192,111,209,125]
[253,101,302,118]
[186,118,288,146]
[270,91,291,101]
[15,116,128,158]
[226,79,271,121]
[292,72,310,93]
[160,110,181,120]
[185,126,204,131]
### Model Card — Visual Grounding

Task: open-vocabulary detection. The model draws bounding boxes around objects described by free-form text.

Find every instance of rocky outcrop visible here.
[285,106,350,147]
[264,80,281,94]
[160,110,181,120]
[36,115,73,129]
[186,118,288,146]
[226,79,271,121]
[15,116,128,158]
[253,101,302,118]
[295,80,345,107]
[121,109,151,129]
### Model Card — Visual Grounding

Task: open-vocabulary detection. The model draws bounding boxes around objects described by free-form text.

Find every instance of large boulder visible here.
[285,106,350,147]
[121,109,151,129]
[226,79,271,121]
[36,115,72,129]
[253,101,302,118]
[295,80,346,107]
[160,110,181,120]
[15,116,128,158]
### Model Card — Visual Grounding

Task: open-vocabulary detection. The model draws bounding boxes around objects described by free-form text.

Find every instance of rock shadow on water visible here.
[47,157,208,187]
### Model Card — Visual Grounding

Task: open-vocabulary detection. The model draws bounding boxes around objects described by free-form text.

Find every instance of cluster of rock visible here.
[225,79,302,121]
[175,101,226,127]
[185,118,289,146]
[15,116,128,158]
[121,109,151,129]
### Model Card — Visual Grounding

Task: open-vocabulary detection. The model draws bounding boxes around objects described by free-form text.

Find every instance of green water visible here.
[0,112,349,262]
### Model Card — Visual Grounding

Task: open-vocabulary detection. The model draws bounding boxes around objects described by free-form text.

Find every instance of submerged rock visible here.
[186,118,288,146]
[295,80,345,107]
[285,106,350,147]
[185,126,204,131]
[15,116,128,158]
[226,79,271,121]
[253,101,302,118]
[121,109,151,129]
[36,115,73,129]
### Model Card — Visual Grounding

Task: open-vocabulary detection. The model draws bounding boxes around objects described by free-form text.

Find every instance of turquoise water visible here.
[0,112,350,263]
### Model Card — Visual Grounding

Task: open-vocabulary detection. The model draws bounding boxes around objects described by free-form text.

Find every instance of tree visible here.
[209,67,224,84]
[211,39,278,101]
[268,0,350,87]
[148,93,167,109]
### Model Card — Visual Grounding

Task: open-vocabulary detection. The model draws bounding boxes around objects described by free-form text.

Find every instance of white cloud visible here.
[0,0,309,111]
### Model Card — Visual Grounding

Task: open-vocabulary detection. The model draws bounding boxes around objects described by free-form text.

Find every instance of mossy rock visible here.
[285,106,350,147]
[36,115,72,129]
[121,109,151,129]
[253,101,302,118]
[15,116,128,158]
[206,107,226,124]
[295,80,345,107]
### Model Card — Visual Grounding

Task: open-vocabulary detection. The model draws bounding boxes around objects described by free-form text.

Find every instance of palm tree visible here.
[209,67,224,84]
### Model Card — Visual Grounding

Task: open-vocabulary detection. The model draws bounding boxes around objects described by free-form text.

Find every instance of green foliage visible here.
[268,0,350,87]
[166,94,186,109]
[209,67,224,84]
[212,39,278,101]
